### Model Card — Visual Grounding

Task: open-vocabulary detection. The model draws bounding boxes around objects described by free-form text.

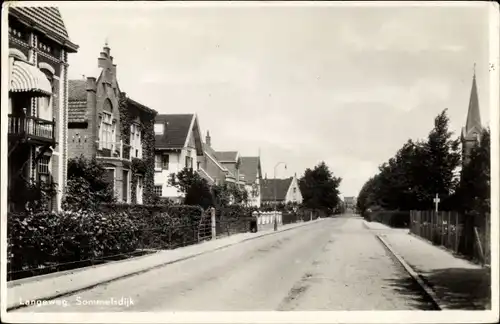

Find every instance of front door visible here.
[122,170,129,203]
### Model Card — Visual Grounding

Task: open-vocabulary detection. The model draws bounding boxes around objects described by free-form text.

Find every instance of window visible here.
[185,156,193,169]
[154,185,162,197]
[38,156,50,174]
[197,161,201,171]
[130,124,142,158]
[293,187,297,193]
[155,154,162,170]
[154,123,164,135]
[162,154,169,170]
[99,111,115,150]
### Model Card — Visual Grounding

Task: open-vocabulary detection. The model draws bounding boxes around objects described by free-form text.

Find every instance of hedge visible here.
[369,210,410,228]
[7,203,208,280]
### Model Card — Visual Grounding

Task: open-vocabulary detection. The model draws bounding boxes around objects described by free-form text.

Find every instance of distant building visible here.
[260,174,303,206]
[344,196,356,210]
[461,68,482,166]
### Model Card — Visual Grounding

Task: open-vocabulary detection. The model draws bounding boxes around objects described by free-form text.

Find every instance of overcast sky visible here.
[57,2,492,197]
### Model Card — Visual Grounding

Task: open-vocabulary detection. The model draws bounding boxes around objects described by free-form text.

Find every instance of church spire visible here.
[465,63,481,135]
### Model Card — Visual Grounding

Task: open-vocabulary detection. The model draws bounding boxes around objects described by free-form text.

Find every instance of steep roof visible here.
[260,178,293,202]
[464,72,482,135]
[68,80,88,123]
[9,6,78,52]
[155,114,202,155]
[239,157,261,183]
[214,151,238,162]
[155,114,193,149]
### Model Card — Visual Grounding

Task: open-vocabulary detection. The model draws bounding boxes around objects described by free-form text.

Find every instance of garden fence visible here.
[409,210,490,266]
[8,205,311,281]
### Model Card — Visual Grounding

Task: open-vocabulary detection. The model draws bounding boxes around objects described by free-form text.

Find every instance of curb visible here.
[8,218,325,311]
[375,234,444,310]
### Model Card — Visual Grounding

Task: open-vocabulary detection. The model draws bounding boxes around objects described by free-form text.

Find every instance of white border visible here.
[2,1,499,324]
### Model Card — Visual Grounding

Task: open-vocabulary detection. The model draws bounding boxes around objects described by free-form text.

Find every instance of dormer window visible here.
[154,123,164,135]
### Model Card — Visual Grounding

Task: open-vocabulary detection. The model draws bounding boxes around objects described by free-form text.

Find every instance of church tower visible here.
[461,65,482,166]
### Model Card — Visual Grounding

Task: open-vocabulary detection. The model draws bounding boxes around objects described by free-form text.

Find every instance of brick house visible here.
[154,114,204,202]
[7,6,78,212]
[199,131,235,186]
[260,173,303,206]
[67,44,157,204]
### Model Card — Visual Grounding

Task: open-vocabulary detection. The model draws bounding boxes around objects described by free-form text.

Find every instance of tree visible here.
[299,161,342,214]
[62,155,116,211]
[420,109,461,209]
[356,109,460,212]
[455,128,490,214]
[170,167,214,209]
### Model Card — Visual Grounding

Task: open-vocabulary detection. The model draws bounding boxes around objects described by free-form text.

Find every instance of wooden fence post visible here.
[446,212,451,248]
[485,215,490,265]
[211,207,216,240]
[440,212,445,246]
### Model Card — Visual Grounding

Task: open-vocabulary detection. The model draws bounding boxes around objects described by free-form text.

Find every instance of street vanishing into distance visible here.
[14,215,437,312]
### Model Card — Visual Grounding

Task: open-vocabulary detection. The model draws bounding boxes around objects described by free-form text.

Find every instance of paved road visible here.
[15,215,436,312]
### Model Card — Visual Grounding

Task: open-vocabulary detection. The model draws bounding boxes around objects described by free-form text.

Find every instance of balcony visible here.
[96,140,132,161]
[8,115,55,145]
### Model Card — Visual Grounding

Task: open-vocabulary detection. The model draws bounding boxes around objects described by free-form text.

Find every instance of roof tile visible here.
[260,178,293,202]
[155,114,194,149]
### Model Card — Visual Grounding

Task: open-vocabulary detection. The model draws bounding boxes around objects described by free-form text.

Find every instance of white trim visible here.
[183,114,196,148]
[198,168,215,182]
[9,48,28,61]
[205,151,226,171]
[38,62,56,75]
[57,64,64,212]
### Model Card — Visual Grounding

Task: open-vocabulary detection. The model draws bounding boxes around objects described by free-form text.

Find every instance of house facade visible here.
[260,174,303,206]
[7,6,78,212]
[239,156,263,207]
[154,114,204,202]
[67,44,157,204]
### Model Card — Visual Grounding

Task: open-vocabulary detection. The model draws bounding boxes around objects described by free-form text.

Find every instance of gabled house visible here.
[154,114,204,202]
[199,131,231,186]
[67,44,157,204]
[239,156,263,207]
[7,6,79,212]
[260,173,303,206]
[214,151,246,188]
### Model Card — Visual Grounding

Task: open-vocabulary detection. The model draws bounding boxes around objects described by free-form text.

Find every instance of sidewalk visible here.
[366,221,491,310]
[7,218,323,310]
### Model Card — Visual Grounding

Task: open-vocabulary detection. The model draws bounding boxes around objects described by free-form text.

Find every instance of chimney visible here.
[97,42,112,70]
[206,130,211,146]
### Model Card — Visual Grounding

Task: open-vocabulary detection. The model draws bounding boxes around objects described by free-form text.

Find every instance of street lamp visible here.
[274,162,287,231]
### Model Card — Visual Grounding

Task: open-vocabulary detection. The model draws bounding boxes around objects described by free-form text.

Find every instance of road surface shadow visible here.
[418,267,491,310]
[383,276,439,310]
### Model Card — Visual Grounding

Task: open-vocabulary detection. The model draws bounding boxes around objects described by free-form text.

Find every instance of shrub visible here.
[7,209,138,277]
[63,156,116,211]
